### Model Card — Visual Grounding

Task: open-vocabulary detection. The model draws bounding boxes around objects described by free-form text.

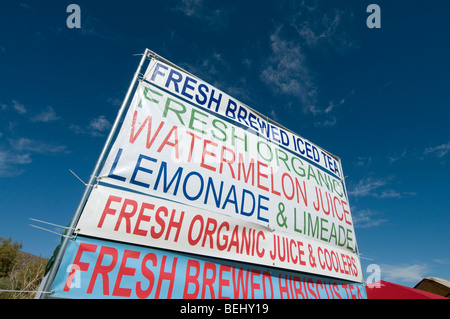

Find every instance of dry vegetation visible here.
[0,237,49,299]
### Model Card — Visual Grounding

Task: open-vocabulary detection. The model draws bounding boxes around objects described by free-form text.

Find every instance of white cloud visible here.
[387,149,407,164]
[0,149,32,177]
[9,138,68,154]
[174,0,230,29]
[30,106,60,123]
[260,25,318,115]
[260,1,357,124]
[348,176,415,199]
[380,263,430,286]
[352,208,387,228]
[11,100,26,114]
[424,142,450,158]
[70,115,112,137]
[348,176,390,198]
[88,115,112,136]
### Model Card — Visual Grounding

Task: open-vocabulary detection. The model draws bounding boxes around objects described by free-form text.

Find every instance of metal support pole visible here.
[38,49,150,298]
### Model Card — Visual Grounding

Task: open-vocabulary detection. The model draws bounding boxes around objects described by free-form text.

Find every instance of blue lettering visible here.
[130,154,157,188]
[257,118,270,138]
[182,171,204,201]
[196,83,209,105]
[280,129,289,146]
[222,185,238,214]
[154,161,183,195]
[108,148,126,182]
[207,89,222,112]
[204,177,224,208]
[225,99,237,119]
[240,189,255,217]
[165,69,183,93]
[151,63,168,81]
[237,105,249,126]
[181,76,197,100]
[248,113,258,131]
[257,195,269,223]
[271,125,280,143]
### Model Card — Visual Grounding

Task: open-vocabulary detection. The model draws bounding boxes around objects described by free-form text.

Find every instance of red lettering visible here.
[157,126,179,159]
[183,259,200,299]
[115,199,138,233]
[200,139,218,172]
[151,206,167,239]
[238,154,254,185]
[201,262,217,299]
[342,200,352,225]
[217,222,229,251]
[113,250,140,297]
[257,161,269,192]
[188,215,203,246]
[97,195,122,228]
[218,265,231,299]
[87,246,118,295]
[165,209,184,242]
[202,218,217,248]
[136,253,157,299]
[155,256,177,299]
[307,278,317,299]
[292,276,305,299]
[270,167,281,196]
[256,231,265,258]
[278,274,290,299]
[250,269,261,298]
[64,243,97,292]
[232,267,250,298]
[129,111,165,149]
[219,146,236,178]
[281,173,295,200]
[227,225,240,253]
[262,271,274,299]
[133,202,155,236]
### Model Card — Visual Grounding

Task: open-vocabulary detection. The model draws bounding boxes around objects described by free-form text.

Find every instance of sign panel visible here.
[51,235,367,299]
[87,58,362,282]
[47,51,364,299]
[77,185,361,282]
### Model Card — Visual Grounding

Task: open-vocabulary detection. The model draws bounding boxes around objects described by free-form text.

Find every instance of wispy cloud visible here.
[88,115,112,136]
[0,149,32,177]
[387,149,407,164]
[260,1,357,125]
[9,138,68,154]
[380,263,430,286]
[174,0,230,29]
[30,106,60,123]
[11,100,26,114]
[260,25,317,114]
[0,138,69,177]
[70,115,112,137]
[424,142,450,159]
[348,176,415,199]
[352,208,387,228]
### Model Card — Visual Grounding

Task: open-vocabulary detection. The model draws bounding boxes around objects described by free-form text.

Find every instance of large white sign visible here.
[76,57,361,283]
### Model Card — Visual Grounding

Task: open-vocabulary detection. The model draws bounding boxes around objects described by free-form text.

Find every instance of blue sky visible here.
[1,0,449,288]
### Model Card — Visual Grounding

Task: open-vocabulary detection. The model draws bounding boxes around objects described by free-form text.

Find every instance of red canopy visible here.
[366,280,448,299]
